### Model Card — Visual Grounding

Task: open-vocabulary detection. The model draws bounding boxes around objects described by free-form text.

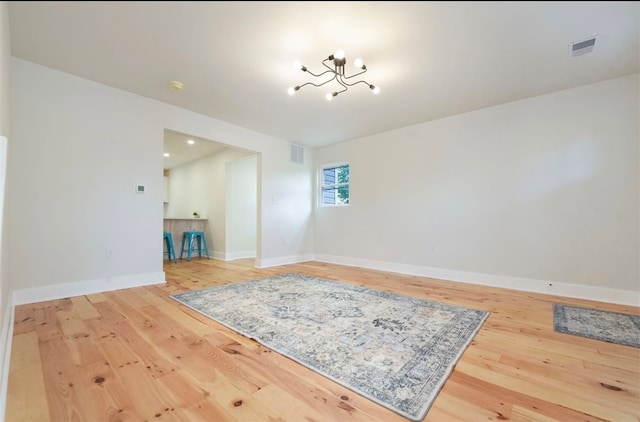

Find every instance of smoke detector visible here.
[569,36,598,58]
[168,80,184,91]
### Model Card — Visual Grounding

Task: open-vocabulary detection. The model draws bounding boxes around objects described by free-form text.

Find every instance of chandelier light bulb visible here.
[354,58,364,69]
[334,49,345,60]
[325,92,333,101]
[288,87,296,95]
[293,60,302,70]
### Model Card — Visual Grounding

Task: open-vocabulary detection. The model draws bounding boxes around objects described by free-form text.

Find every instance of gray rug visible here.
[553,303,640,348]
[170,273,489,421]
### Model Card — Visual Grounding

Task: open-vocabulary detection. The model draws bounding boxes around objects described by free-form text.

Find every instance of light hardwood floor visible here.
[6,259,640,421]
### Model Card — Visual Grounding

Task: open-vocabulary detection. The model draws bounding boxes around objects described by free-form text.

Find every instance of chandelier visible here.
[287,49,380,101]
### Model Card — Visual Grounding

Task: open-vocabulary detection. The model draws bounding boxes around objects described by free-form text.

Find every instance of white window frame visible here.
[319,161,350,207]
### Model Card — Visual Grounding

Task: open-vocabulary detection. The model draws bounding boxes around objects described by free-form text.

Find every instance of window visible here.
[321,163,350,206]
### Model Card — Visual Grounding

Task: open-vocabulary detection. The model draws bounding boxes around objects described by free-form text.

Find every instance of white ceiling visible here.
[163,129,228,170]
[7,1,640,149]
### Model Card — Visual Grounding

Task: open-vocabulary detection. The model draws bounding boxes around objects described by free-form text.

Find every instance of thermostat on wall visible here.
[134,184,146,193]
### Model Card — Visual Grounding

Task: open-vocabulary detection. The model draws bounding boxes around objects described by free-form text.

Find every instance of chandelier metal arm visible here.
[321,57,332,71]
[321,58,342,74]
[341,68,367,80]
[297,75,338,89]
[303,68,335,79]
[337,75,372,88]
[333,77,348,95]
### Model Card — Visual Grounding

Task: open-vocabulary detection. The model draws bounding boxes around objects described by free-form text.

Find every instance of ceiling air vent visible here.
[290,143,304,164]
[570,36,598,58]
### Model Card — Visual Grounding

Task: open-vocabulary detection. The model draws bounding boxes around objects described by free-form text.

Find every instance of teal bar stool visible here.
[180,231,210,261]
[163,232,177,263]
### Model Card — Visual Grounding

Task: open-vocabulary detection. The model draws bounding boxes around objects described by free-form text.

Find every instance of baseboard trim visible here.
[255,254,313,268]
[313,254,640,307]
[12,272,167,306]
[0,295,14,422]
[226,250,256,261]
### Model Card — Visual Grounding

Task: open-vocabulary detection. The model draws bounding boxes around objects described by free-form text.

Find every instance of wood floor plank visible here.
[456,358,635,422]
[85,292,108,304]
[252,383,325,421]
[5,332,50,421]
[6,259,639,421]
[70,295,101,320]
[444,369,609,422]
[38,337,112,421]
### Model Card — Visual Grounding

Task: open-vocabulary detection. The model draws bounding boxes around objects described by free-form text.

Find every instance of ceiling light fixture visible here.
[187,139,195,145]
[163,153,170,157]
[288,49,380,101]
[168,80,184,91]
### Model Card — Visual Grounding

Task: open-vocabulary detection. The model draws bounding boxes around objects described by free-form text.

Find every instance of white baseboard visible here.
[0,295,14,422]
[167,253,222,261]
[225,250,256,261]
[255,254,313,269]
[313,254,640,307]
[12,272,166,306]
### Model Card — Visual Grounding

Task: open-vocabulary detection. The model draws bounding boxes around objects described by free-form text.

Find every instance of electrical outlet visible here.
[106,248,114,258]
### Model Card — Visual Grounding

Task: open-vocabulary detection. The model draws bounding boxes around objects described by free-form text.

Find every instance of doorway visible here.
[163,129,258,261]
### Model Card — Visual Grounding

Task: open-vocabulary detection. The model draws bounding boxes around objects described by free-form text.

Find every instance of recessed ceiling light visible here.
[168,80,184,91]
[187,139,195,145]
[164,153,170,157]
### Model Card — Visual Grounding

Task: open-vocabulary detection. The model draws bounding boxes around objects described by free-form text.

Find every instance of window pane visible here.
[323,168,336,185]
[337,185,349,204]
[322,187,349,205]
[322,187,336,204]
[337,165,349,183]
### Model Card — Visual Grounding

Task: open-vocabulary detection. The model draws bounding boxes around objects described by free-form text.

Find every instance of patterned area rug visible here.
[170,273,489,421]
[553,303,640,348]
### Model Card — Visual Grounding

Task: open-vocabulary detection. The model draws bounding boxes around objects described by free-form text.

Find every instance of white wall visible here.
[165,147,252,259]
[257,143,314,267]
[0,1,11,416]
[0,1,7,134]
[10,58,165,298]
[314,74,639,304]
[227,154,258,260]
[9,57,314,301]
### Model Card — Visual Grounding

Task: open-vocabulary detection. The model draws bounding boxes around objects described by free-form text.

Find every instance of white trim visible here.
[225,250,257,261]
[12,272,166,306]
[313,254,640,307]
[0,294,14,422]
[255,254,313,269]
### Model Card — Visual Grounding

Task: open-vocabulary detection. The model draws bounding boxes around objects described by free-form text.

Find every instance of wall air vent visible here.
[290,143,304,164]
[570,36,598,58]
